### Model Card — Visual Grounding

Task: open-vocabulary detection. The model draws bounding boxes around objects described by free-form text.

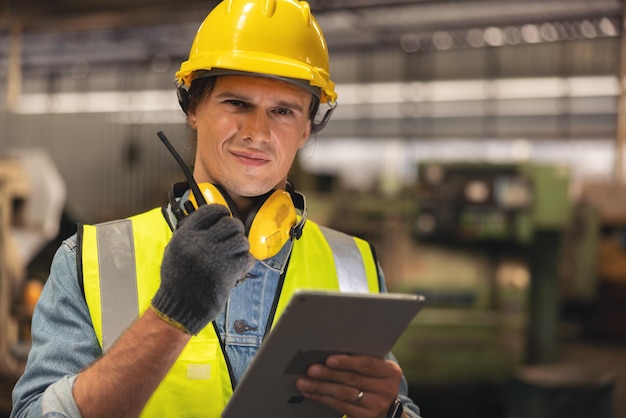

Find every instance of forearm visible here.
[73,309,190,418]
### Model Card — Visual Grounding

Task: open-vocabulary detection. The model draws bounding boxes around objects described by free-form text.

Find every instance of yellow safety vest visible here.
[80,207,380,417]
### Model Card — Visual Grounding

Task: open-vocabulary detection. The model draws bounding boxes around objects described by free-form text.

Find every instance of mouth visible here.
[230,149,270,167]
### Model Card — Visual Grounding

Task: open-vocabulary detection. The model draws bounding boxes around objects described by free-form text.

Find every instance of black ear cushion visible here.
[243,192,273,235]
[212,183,242,220]
[208,185,277,237]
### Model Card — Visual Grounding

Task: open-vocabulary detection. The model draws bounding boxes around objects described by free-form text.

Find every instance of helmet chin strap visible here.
[311,101,337,134]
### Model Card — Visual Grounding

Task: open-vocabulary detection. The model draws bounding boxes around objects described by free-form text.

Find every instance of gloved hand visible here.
[151,204,255,335]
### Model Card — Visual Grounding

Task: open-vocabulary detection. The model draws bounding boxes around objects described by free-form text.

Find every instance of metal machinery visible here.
[0,151,66,413]
[580,180,626,340]
[388,161,584,415]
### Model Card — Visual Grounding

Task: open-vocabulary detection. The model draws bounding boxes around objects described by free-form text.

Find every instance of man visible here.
[11,1,421,417]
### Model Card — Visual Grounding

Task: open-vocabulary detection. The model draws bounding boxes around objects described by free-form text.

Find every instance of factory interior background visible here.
[1,0,626,417]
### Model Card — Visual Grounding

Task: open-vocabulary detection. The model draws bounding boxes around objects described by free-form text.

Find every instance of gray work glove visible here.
[151,204,255,335]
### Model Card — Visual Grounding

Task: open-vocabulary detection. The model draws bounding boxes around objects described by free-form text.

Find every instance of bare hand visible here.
[295,354,402,418]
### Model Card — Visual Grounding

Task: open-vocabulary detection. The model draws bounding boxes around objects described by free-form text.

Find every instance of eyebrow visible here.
[214,91,306,113]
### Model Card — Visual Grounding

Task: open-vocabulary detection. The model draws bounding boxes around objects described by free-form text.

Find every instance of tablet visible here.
[221,290,426,418]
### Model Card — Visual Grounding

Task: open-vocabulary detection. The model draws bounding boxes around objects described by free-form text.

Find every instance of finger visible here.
[307,359,402,394]
[185,204,231,229]
[300,390,371,418]
[327,354,402,379]
[307,363,367,391]
[297,375,355,401]
[296,378,371,416]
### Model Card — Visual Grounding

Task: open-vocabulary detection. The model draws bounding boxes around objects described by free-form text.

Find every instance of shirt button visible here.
[233,320,256,333]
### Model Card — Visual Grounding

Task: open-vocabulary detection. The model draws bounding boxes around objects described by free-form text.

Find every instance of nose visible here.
[240,109,270,143]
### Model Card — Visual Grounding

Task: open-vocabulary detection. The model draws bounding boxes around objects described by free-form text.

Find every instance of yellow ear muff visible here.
[248,190,296,260]
[187,182,232,214]
[187,183,296,260]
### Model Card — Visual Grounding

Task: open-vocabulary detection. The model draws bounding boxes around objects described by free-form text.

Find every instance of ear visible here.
[188,111,198,129]
[298,120,312,148]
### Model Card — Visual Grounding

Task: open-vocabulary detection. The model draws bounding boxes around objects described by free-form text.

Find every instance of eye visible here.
[226,99,249,109]
[273,107,292,116]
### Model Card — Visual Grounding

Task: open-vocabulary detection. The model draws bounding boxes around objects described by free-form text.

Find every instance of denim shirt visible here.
[11,223,421,418]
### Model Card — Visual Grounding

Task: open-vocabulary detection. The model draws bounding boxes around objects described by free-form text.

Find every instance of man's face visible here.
[188,75,312,199]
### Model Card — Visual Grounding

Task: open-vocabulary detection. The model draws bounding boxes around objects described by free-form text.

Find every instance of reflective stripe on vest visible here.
[94,219,138,351]
[319,225,369,293]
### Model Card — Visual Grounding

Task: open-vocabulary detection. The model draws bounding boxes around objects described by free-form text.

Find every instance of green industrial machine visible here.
[390,161,573,392]
[410,162,571,244]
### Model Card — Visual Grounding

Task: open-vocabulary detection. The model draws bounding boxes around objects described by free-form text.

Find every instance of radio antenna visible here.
[157,131,207,207]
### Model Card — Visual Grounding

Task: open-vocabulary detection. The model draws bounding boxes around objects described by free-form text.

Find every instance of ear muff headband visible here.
[187,182,302,260]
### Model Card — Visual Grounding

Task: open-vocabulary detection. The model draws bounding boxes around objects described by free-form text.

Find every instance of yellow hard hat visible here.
[176,0,337,105]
